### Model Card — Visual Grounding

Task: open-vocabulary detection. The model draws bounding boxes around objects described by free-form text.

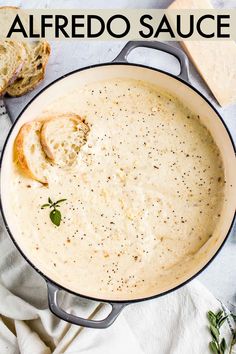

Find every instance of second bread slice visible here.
[40,114,90,168]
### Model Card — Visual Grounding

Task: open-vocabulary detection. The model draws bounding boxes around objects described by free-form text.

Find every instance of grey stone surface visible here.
[0,0,235,304]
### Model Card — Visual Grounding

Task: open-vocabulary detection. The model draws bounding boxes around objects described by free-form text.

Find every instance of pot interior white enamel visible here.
[1,63,235,300]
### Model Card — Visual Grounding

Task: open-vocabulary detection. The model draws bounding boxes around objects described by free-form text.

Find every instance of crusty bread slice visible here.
[14,120,50,184]
[40,114,90,167]
[0,40,26,95]
[6,40,50,97]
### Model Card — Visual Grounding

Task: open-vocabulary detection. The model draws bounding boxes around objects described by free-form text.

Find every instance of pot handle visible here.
[113,41,190,82]
[47,282,127,329]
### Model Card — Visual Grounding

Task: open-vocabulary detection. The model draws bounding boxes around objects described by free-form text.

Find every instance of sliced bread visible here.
[6,40,50,97]
[14,120,50,184]
[0,40,26,95]
[40,114,90,167]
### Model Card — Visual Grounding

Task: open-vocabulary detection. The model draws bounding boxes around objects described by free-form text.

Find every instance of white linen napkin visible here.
[0,99,235,354]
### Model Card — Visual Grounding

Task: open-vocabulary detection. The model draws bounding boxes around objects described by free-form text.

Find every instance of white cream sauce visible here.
[4,79,225,300]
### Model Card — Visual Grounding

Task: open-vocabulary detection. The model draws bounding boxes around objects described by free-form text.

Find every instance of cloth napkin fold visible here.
[0,99,234,354]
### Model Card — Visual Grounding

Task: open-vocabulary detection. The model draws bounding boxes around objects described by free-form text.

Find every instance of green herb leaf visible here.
[41,203,50,209]
[210,325,220,342]
[50,209,61,227]
[42,197,66,226]
[55,199,67,204]
[209,341,219,354]
[218,316,228,328]
[208,311,216,319]
[208,311,217,327]
[207,310,229,354]
[216,311,223,321]
[220,338,226,352]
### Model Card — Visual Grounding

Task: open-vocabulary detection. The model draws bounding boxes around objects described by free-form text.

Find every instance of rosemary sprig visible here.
[207,310,236,354]
[41,197,67,226]
[207,310,228,354]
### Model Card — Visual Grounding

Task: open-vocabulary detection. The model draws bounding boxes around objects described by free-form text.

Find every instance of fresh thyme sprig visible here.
[41,197,67,226]
[207,310,236,354]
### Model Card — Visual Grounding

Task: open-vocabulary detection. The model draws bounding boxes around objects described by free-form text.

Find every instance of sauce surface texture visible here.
[5,79,225,300]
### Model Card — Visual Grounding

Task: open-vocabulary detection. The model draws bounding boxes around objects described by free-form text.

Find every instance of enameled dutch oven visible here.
[0,41,235,328]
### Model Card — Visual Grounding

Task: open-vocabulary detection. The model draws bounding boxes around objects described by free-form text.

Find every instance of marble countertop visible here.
[1,0,236,305]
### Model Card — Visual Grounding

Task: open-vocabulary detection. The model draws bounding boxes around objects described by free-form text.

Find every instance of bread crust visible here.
[14,120,48,184]
[0,6,20,9]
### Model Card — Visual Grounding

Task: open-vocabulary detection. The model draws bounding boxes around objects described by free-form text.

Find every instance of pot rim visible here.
[0,61,235,304]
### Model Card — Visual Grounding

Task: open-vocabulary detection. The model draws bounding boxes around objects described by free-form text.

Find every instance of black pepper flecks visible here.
[13,79,226,297]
